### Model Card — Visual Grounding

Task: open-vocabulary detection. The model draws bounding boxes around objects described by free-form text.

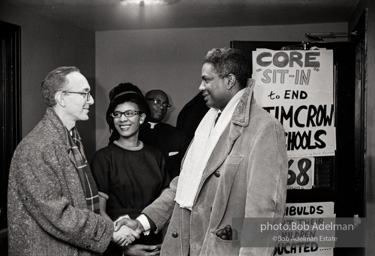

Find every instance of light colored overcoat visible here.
[143,86,288,256]
[8,108,114,256]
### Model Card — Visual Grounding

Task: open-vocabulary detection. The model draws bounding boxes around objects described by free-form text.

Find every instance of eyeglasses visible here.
[62,91,92,101]
[145,98,172,108]
[110,110,141,119]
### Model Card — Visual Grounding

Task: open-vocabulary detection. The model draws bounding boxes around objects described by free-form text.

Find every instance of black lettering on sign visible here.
[296,158,311,186]
[287,158,312,187]
[286,130,327,151]
[287,159,296,185]
[285,205,324,216]
[284,90,308,100]
[264,104,334,128]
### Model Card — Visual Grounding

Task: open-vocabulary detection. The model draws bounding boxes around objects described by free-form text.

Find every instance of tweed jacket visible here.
[7,108,114,256]
[143,86,288,256]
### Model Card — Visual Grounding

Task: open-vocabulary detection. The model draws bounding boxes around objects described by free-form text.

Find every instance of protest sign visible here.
[274,202,335,256]
[252,49,336,158]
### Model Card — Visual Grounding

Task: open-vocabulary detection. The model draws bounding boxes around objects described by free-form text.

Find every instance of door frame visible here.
[0,20,22,254]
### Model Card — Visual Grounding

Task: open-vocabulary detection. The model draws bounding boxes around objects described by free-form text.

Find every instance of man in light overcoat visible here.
[123,48,289,256]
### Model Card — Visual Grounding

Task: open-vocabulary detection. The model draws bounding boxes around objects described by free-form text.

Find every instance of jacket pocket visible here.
[207,229,240,256]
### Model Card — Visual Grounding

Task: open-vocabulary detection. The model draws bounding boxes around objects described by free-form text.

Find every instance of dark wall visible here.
[0,1,96,160]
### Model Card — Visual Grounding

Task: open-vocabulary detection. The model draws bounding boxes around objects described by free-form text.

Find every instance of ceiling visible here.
[7,0,359,31]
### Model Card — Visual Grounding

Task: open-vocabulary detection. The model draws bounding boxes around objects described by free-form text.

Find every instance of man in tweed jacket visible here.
[7,67,138,256]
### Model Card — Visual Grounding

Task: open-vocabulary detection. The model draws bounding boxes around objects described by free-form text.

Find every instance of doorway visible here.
[0,20,21,255]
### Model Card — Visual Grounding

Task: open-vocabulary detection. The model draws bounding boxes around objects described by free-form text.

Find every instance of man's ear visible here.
[55,91,65,107]
[226,74,236,89]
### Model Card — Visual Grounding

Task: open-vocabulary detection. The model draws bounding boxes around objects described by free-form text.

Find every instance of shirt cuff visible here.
[136,214,151,236]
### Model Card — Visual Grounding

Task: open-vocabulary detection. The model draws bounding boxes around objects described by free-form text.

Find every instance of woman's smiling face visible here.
[113,102,145,139]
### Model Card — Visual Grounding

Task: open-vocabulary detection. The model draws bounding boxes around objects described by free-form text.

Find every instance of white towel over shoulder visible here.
[175,89,245,210]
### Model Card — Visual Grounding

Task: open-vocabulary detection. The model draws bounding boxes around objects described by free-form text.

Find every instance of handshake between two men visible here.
[111,215,161,255]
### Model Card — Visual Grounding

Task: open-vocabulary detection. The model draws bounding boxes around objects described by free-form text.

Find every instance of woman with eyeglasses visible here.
[91,83,170,256]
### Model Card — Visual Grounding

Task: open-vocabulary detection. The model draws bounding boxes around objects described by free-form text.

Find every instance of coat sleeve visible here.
[12,142,114,253]
[142,176,178,232]
[240,121,288,256]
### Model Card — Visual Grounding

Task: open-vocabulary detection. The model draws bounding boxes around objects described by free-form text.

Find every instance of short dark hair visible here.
[106,82,149,144]
[41,66,80,107]
[204,47,249,88]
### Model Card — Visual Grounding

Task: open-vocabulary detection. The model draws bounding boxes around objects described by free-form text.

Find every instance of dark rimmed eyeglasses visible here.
[110,110,141,119]
[145,98,172,108]
[62,91,92,101]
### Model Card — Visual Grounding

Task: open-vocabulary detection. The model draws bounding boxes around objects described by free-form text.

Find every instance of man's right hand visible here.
[114,217,145,234]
